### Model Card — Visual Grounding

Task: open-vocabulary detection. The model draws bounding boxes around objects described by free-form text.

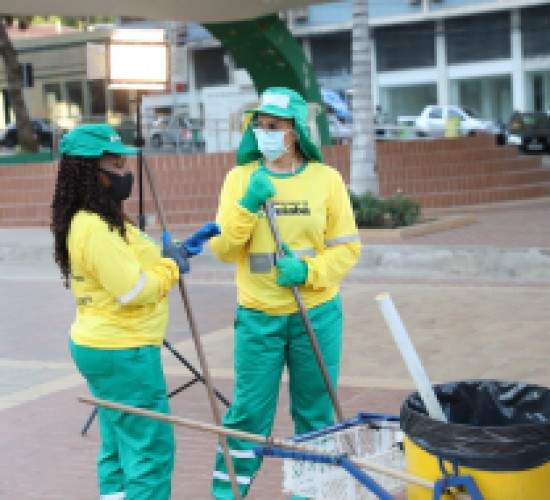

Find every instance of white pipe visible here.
[376,292,447,422]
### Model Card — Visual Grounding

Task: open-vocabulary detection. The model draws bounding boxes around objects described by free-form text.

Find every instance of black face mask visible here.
[100,169,134,201]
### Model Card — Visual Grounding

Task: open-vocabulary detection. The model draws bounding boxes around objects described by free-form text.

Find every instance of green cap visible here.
[237,87,323,166]
[59,124,138,158]
[246,87,309,124]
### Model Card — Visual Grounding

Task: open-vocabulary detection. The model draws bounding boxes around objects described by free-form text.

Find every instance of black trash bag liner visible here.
[400,379,550,471]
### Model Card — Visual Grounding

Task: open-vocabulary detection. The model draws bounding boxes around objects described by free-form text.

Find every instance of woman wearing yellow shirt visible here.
[51,124,218,500]
[209,87,360,499]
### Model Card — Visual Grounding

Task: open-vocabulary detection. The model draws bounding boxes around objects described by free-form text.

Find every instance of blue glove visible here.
[162,231,190,275]
[276,243,308,287]
[183,222,221,257]
[239,169,276,213]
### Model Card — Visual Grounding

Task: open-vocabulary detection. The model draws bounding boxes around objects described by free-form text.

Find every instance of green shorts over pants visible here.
[70,340,174,500]
[211,294,342,499]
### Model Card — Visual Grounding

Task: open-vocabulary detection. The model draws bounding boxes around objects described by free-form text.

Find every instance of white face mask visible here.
[253,128,288,161]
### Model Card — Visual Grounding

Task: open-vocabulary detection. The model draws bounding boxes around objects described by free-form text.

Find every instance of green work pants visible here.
[211,294,342,499]
[70,341,174,500]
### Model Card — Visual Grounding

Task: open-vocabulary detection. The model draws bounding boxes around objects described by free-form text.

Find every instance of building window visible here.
[522,5,550,57]
[193,47,229,90]
[112,89,130,115]
[66,81,83,117]
[446,12,511,64]
[87,80,106,117]
[375,22,435,72]
[309,32,351,79]
[43,82,62,121]
[429,107,442,119]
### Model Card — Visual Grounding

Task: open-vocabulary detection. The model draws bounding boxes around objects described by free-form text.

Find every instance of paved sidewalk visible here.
[1,197,550,499]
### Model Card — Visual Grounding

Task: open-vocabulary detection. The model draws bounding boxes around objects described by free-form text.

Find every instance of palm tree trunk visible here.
[350,0,378,194]
[0,21,38,152]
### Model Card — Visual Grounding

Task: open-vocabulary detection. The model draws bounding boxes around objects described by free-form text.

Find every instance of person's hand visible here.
[183,222,221,257]
[239,169,276,213]
[275,243,308,287]
[162,231,190,275]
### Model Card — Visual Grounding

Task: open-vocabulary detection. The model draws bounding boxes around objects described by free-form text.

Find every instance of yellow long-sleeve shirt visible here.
[210,161,361,314]
[67,211,179,348]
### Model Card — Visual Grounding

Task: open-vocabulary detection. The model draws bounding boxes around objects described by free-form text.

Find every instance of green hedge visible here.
[349,190,421,228]
[0,151,55,164]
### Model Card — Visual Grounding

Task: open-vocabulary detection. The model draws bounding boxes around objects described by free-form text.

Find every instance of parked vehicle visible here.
[327,113,352,144]
[0,119,54,148]
[415,105,499,138]
[147,114,204,151]
[505,111,550,153]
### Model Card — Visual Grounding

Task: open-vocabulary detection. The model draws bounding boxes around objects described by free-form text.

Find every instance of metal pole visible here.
[142,156,242,500]
[136,91,146,230]
[264,201,345,423]
[78,395,434,491]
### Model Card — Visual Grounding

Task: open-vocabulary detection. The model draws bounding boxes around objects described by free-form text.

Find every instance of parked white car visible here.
[327,114,352,144]
[147,114,204,151]
[415,105,499,138]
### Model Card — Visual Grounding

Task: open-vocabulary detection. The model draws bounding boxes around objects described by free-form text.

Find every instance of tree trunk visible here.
[350,0,378,195]
[0,21,38,152]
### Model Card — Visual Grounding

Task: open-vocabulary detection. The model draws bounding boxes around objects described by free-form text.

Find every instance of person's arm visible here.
[209,167,275,263]
[301,171,361,290]
[85,222,178,305]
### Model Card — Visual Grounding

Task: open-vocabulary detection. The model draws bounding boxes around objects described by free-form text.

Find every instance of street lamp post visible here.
[135,91,145,229]
[106,28,169,230]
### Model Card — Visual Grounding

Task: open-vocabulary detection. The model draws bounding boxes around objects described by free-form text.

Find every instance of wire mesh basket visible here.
[282,413,405,499]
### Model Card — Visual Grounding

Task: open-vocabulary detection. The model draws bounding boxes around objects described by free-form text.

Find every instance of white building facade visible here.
[174,0,550,126]
[3,1,550,138]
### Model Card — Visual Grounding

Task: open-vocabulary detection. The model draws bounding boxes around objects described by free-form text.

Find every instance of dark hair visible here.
[50,154,127,287]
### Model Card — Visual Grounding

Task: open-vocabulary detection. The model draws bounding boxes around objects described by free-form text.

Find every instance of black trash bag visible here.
[400,380,550,471]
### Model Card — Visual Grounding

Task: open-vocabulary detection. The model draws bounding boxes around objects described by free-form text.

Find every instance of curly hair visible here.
[50,155,128,287]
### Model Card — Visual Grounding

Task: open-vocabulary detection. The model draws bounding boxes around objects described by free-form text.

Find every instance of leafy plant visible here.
[349,191,385,227]
[349,190,421,228]
[383,191,421,228]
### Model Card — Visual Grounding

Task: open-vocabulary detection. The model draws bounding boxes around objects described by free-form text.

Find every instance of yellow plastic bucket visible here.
[404,436,550,499]
[400,380,550,500]
[445,117,460,137]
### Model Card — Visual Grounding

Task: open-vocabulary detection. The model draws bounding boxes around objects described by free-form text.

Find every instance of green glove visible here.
[239,169,276,213]
[276,243,308,287]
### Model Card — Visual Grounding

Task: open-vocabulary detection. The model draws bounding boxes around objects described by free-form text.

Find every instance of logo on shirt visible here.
[77,296,93,306]
[274,201,311,216]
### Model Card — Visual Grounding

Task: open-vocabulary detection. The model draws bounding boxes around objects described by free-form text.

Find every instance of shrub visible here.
[349,190,421,228]
[384,191,421,228]
[349,191,385,227]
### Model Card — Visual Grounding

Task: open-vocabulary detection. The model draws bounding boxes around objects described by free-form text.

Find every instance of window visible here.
[66,81,83,117]
[375,22,435,72]
[44,82,62,120]
[112,89,130,115]
[446,12,510,64]
[193,48,229,89]
[87,80,106,117]
[428,107,442,119]
[310,32,351,78]
[448,108,462,119]
[522,6,550,57]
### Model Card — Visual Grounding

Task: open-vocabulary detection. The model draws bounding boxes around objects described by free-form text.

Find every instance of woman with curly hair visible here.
[51,123,219,500]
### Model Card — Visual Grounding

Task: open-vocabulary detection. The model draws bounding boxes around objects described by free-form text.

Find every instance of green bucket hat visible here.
[237,87,323,166]
[60,124,138,158]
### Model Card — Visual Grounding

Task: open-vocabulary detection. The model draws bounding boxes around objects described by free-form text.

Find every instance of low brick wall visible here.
[1,136,549,227]
[0,144,351,227]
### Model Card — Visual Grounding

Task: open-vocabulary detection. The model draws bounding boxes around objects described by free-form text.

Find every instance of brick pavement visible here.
[1,197,550,499]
